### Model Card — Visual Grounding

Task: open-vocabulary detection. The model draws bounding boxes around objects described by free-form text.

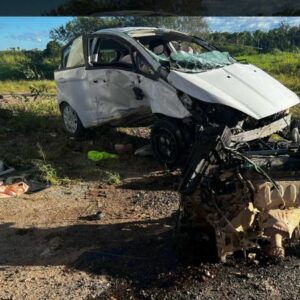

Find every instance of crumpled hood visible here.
[167,63,300,119]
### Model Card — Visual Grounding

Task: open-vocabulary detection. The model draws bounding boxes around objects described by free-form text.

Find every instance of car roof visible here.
[93,27,187,38]
[95,27,162,34]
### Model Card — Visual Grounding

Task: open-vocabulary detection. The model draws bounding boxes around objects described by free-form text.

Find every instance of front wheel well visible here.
[59,101,69,111]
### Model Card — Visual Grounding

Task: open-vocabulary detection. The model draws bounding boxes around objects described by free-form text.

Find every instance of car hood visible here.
[167,63,300,119]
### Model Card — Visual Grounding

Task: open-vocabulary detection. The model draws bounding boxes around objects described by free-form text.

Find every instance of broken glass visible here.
[147,49,235,73]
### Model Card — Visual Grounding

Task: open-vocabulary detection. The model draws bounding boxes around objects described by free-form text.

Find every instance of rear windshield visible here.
[134,32,235,73]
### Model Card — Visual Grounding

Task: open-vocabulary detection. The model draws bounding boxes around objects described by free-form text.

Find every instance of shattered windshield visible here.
[147,49,235,73]
[136,33,235,73]
[169,51,235,72]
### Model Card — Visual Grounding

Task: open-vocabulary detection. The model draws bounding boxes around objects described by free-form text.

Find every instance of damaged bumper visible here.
[232,114,291,143]
[179,120,300,262]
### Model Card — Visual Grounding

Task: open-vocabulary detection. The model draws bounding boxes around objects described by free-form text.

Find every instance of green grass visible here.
[0,80,56,94]
[237,51,300,94]
[0,96,147,185]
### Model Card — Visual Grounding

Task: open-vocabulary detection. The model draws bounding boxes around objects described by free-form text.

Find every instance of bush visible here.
[0,48,59,81]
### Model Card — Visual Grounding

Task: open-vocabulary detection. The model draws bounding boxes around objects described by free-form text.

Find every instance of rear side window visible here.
[90,38,133,68]
[62,44,71,68]
[62,36,85,69]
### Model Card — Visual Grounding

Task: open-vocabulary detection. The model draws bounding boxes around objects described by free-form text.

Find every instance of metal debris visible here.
[178,125,300,262]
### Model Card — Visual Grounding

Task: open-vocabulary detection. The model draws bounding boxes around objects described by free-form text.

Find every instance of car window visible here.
[62,44,71,69]
[90,38,133,69]
[64,36,85,68]
[135,52,155,76]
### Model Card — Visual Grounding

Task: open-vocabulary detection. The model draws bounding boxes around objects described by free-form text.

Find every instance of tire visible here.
[150,118,185,168]
[60,103,85,137]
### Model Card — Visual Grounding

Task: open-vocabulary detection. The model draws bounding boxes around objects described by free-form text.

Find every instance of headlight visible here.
[179,93,247,126]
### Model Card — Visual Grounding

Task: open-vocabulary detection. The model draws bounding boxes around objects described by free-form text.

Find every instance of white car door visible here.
[131,52,191,120]
[55,36,97,128]
[86,35,152,125]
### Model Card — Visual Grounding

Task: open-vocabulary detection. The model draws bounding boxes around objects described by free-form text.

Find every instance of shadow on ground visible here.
[0,214,219,288]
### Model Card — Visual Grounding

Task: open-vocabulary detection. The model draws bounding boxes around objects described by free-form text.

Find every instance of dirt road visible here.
[0,170,300,299]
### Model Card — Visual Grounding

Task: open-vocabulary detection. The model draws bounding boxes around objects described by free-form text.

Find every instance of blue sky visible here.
[0,17,299,50]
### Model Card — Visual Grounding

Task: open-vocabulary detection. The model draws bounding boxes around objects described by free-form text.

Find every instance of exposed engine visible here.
[178,117,300,262]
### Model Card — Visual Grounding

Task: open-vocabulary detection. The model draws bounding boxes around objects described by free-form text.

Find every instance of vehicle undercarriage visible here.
[177,114,300,262]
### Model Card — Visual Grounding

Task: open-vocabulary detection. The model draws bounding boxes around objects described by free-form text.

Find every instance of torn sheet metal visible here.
[167,64,299,120]
[232,114,291,143]
[178,126,300,262]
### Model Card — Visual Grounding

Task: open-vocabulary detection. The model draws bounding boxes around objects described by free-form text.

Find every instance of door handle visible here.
[93,80,98,83]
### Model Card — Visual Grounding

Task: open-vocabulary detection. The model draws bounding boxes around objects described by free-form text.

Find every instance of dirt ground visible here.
[1,162,300,299]
[1,97,300,299]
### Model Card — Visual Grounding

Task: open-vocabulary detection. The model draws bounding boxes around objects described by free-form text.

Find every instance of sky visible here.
[0,17,299,50]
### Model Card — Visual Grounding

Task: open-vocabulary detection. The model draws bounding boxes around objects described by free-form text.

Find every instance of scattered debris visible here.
[134,144,154,157]
[178,125,300,262]
[78,211,103,221]
[0,182,29,198]
[40,237,62,257]
[26,180,51,194]
[88,151,118,161]
[0,160,15,176]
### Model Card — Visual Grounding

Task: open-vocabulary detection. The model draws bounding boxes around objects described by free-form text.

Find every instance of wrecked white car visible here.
[55,27,299,165]
[55,27,300,261]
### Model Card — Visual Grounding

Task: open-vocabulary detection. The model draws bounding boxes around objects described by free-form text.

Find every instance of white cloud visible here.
[205,17,300,32]
[8,31,48,43]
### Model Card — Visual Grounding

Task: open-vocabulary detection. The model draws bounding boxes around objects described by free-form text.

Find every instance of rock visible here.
[114,144,133,154]
[40,248,52,257]
[134,144,154,157]
[49,237,61,250]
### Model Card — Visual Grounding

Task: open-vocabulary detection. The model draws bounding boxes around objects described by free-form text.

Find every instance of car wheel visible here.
[61,103,85,137]
[151,118,185,168]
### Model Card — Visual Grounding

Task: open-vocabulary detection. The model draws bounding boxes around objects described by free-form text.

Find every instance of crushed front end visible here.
[178,114,300,262]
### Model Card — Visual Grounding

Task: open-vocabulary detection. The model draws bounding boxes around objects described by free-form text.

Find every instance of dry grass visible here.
[0,80,56,94]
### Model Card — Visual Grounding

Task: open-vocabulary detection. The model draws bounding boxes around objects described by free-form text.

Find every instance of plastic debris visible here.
[88,150,118,161]
[0,160,15,176]
[0,182,29,198]
[134,144,154,157]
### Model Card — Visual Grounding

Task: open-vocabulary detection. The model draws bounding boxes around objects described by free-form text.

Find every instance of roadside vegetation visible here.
[0,93,151,186]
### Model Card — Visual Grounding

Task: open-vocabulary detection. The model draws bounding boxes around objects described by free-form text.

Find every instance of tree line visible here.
[209,23,300,55]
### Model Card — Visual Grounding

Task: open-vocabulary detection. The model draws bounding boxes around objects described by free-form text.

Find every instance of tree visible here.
[50,16,208,43]
[50,17,121,42]
[44,41,61,58]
